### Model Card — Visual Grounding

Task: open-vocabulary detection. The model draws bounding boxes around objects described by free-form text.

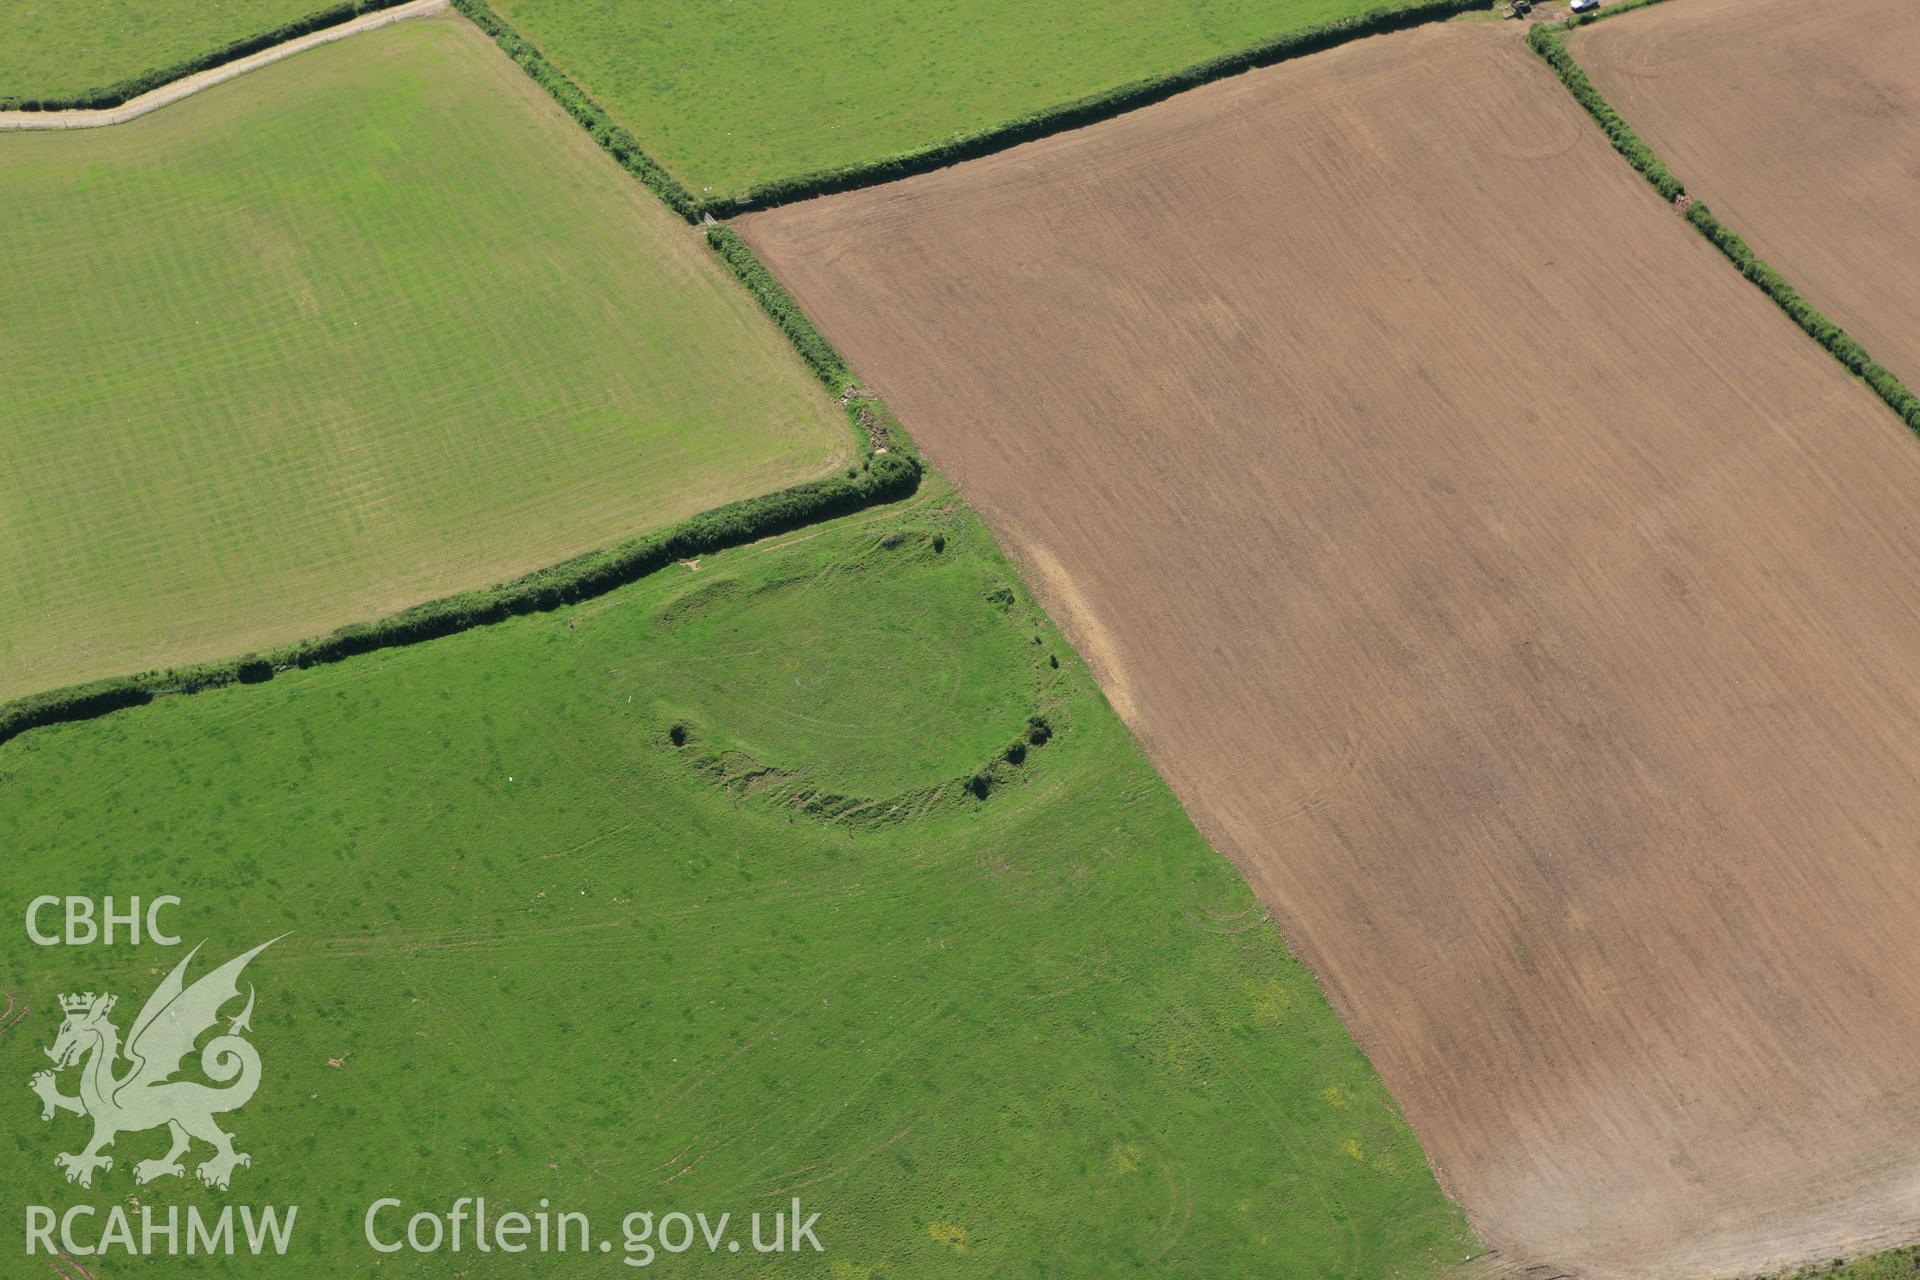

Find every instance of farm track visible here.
[741,21,1920,1279]
[0,0,447,131]
[1574,0,1920,396]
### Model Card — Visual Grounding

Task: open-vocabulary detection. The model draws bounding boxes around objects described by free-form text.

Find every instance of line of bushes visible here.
[713,0,1488,215]
[1530,23,1920,435]
[1,454,920,750]
[1525,22,1681,199]
[1682,201,1920,430]
[706,227,850,390]
[10,0,1487,211]
[2,226,922,744]
[705,225,918,460]
[3,0,934,750]
[455,0,1488,219]
[0,0,417,111]
[449,0,702,220]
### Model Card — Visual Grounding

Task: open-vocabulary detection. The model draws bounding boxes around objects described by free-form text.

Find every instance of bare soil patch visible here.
[1577,0,1920,388]
[741,23,1920,1279]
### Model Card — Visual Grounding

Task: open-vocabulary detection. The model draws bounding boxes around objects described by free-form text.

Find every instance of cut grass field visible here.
[0,15,851,702]
[741,20,1920,1278]
[0,484,1477,1277]
[483,0,1440,199]
[0,0,350,106]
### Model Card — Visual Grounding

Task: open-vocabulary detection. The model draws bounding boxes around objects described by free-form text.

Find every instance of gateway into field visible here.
[741,22,1920,1279]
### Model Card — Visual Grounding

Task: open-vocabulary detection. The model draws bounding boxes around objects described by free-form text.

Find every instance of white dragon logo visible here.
[29,937,281,1191]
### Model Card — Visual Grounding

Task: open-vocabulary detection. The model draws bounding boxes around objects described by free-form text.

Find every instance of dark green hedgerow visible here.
[449,0,701,221]
[2,0,931,749]
[717,0,1487,215]
[282,452,919,668]
[448,0,1486,219]
[705,227,850,390]
[1531,22,1920,435]
[0,0,417,111]
[0,229,923,738]
[705,225,918,460]
[1526,22,1681,199]
[0,679,157,745]
[1682,202,1920,429]
[0,455,919,749]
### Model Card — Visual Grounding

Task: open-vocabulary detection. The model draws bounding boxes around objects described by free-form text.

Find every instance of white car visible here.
[1570,0,1601,11]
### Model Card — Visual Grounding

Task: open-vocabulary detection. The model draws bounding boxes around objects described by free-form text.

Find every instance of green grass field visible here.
[0,0,340,104]
[0,484,1476,1276]
[1782,1247,1920,1280]
[484,0,1425,198]
[0,16,850,702]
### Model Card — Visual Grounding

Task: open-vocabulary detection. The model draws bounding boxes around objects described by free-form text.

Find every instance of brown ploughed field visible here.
[1578,0,1920,388]
[739,22,1920,1280]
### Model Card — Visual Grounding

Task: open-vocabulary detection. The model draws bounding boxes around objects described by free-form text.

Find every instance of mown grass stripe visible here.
[0,22,920,749]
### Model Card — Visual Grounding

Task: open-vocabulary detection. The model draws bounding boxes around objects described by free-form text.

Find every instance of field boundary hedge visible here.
[0,229,921,751]
[0,0,419,111]
[0,451,920,748]
[715,0,1487,215]
[1530,15,1920,436]
[449,0,702,220]
[1,0,930,749]
[449,0,1486,219]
